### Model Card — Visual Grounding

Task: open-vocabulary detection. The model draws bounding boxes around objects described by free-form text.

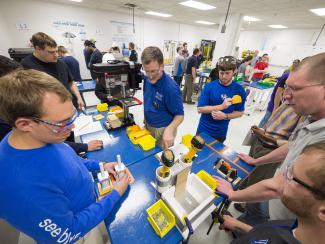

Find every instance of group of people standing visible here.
[0,30,324,244]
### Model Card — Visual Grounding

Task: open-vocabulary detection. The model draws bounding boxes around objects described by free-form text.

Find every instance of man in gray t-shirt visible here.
[172,47,186,86]
[215,52,325,224]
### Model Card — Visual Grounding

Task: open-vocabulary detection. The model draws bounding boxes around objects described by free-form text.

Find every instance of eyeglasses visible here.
[285,165,325,199]
[284,83,324,95]
[32,109,78,133]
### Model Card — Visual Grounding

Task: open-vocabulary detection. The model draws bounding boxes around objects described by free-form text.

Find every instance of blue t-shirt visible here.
[89,49,103,80]
[61,56,82,81]
[197,80,246,138]
[144,72,184,128]
[186,55,198,74]
[0,135,120,243]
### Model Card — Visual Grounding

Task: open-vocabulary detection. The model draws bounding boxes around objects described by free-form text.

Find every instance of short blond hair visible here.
[0,69,71,126]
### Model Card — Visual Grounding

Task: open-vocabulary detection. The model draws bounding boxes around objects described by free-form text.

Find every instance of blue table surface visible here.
[80,112,161,166]
[105,133,255,243]
[77,80,96,92]
[249,81,274,90]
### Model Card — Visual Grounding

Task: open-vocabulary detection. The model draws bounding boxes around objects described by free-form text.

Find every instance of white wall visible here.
[0,0,218,79]
[0,10,12,56]
[237,29,325,75]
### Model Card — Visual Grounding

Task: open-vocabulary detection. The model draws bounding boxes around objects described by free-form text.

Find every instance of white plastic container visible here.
[162,173,216,238]
[155,167,172,194]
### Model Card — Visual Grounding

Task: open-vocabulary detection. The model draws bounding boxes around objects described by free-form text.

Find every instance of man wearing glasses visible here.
[218,142,325,243]
[141,46,184,149]
[216,53,325,225]
[0,69,130,243]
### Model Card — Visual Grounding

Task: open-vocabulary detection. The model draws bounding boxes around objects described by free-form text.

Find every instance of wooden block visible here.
[174,167,190,197]
[107,114,122,128]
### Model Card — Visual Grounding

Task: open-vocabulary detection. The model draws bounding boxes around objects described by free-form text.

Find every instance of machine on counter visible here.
[93,61,143,130]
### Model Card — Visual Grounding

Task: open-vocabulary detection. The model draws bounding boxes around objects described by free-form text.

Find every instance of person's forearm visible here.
[234,221,253,233]
[255,143,288,165]
[192,67,196,79]
[226,111,244,119]
[230,176,283,202]
[71,82,83,101]
[166,115,184,131]
[198,105,224,114]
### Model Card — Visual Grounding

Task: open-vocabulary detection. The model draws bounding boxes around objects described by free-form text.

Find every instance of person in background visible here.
[197,56,246,143]
[129,42,138,62]
[238,55,253,84]
[183,48,200,104]
[83,39,96,70]
[172,46,186,86]
[251,53,269,82]
[0,55,103,153]
[141,46,184,149]
[182,42,189,58]
[0,69,130,243]
[58,45,82,81]
[111,46,124,61]
[283,59,300,74]
[251,50,259,67]
[220,142,325,244]
[209,62,219,82]
[84,40,103,80]
[21,32,85,111]
[197,49,204,67]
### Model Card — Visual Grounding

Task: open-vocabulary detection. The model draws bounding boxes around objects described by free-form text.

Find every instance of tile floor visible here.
[128,87,265,244]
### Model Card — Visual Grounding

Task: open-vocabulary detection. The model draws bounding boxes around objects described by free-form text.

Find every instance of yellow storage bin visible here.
[109,106,124,118]
[126,125,141,134]
[97,103,108,112]
[129,129,150,144]
[137,135,156,151]
[147,199,176,238]
[196,170,217,190]
[182,134,193,149]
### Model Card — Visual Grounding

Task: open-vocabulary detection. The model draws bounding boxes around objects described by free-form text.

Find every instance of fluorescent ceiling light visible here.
[69,0,83,2]
[145,11,172,18]
[179,1,216,10]
[243,16,260,22]
[310,8,325,16]
[195,20,216,25]
[268,25,287,29]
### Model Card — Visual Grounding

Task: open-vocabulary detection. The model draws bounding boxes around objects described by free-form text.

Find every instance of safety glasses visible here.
[32,109,78,133]
[285,164,325,199]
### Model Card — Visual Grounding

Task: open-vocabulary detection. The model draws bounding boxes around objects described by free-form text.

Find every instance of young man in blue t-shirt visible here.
[141,46,184,149]
[0,69,130,243]
[197,56,246,143]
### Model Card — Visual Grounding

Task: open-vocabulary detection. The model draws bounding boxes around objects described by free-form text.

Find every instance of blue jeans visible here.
[258,110,272,128]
